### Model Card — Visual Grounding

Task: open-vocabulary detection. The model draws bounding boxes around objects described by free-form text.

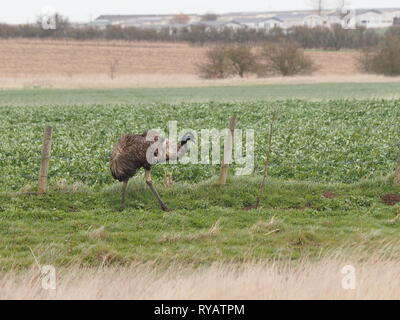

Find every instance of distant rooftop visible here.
[234,17,284,23]
[274,13,319,20]
[96,8,400,22]
[223,9,316,16]
[96,14,195,21]
[327,8,385,17]
[192,20,241,28]
[94,8,400,29]
[223,7,400,16]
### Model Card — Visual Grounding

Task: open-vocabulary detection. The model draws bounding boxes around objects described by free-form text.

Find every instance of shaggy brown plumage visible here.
[110,130,194,211]
[110,132,153,182]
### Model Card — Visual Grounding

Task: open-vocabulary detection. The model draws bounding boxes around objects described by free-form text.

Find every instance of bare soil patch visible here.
[308,50,360,75]
[0,39,399,89]
[323,191,339,199]
[0,39,206,77]
[381,194,400,206]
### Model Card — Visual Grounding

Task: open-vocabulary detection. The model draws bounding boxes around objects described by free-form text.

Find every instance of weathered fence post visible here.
[395,153,400,185]
[164,172,173,188]
[38,126,53,194]
[255,116,276,208]
[218,116,237,186]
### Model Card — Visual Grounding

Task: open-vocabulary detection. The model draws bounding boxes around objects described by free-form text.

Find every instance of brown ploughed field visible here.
[0,38,399,89]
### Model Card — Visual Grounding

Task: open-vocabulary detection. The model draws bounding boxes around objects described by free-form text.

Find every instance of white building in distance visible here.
[93,8,400,31]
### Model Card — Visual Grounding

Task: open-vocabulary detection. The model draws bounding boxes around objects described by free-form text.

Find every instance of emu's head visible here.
[167,131,195,161]
[180,132,195,147]
[146,130,195,164]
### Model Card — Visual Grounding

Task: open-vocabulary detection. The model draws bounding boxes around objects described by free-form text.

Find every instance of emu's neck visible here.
[176,142,189,159]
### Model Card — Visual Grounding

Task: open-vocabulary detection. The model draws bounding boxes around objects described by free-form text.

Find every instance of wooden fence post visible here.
[164,172,173,188]
[38,126,53,194]
[255,116,276,208]
[218,117,237,186]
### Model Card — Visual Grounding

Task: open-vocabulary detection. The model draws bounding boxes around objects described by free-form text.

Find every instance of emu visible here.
[110,131,194,211]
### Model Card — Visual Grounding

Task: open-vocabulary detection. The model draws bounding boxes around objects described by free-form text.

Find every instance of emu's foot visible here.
[161,205,170,212]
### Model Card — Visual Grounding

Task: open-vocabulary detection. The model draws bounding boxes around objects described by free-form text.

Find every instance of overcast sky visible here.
[1,0,400,24]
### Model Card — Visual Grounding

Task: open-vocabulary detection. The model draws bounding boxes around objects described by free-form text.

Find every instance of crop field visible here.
[1,98,399,192]
[0,84,400,280]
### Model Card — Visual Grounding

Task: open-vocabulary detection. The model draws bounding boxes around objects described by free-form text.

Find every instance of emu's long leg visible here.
[121,180,129,209]
[145,169,170,212]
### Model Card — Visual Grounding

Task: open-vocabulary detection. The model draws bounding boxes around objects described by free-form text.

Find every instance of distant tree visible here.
[225,44,257,78]
[386,26,400,37]
[268,26,285,41]
[36,13,70,37]
[359,32,400,76]
[201,14,219,21]
[171,13,190,25]
[330,24,349,50]
[0,12,387,49]
[36,13,69,29]
[350,27,380,49]
[54,13,70,30]
[197,45,233,79]
[197,44,257,79]
[258,40,316,76]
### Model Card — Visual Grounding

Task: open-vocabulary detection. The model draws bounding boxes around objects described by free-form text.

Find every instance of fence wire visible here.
[1,124,399,191]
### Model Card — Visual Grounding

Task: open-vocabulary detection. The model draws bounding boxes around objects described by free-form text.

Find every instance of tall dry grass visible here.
[1,256,400,300]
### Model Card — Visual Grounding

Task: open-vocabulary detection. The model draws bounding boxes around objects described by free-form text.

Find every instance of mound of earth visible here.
[323,192,339,199]
[381,194,400,206]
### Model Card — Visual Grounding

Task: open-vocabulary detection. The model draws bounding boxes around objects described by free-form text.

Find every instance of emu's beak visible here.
[180,132,195,146]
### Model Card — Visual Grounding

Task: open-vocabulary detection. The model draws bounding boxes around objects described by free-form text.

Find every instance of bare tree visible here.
[358,32,400,76]
[258,40,316,76]
[198,44,257,79]
[226,45,257,78]
[36,13,70,32]
[197,46,233,79]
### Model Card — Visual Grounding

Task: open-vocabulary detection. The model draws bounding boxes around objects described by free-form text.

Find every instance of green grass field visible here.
[1,82,400,106]
[1,177,399,270]
[1,83,400,270]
